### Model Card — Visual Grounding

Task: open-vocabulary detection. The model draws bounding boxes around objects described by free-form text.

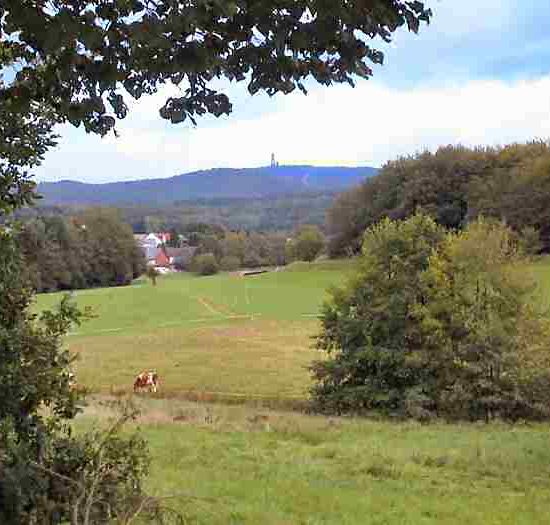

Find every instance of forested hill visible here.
[38,165,377,205]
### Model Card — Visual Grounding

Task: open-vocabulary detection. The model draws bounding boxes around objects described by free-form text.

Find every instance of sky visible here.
[35,0,550,183]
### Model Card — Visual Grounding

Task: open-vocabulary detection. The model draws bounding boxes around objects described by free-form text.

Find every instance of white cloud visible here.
[35,76,550,183]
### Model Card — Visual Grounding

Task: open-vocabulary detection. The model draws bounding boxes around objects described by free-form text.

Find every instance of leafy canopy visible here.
[1,1,431,131]
[311,214,550,420]
[290,224,325,262]
[327,142,550,257]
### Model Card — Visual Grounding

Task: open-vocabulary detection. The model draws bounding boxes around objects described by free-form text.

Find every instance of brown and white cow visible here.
[133,371,159,393]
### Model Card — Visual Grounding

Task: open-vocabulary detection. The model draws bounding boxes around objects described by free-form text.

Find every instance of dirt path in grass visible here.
[196,296,238,317]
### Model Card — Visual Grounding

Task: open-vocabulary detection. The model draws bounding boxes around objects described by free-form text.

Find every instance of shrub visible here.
[220,255,241,272]
[0,233,167,523]
[310,214,550,420]
[290,225,325,262]
[192,253,219,276]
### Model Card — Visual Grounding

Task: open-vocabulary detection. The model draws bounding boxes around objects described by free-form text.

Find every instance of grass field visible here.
[79,397,550,525]
[37,258,550,524]
[35,260,355,400]
[34,257,550,400]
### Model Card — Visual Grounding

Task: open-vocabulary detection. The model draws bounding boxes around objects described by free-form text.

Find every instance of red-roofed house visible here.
[154,248,171,268]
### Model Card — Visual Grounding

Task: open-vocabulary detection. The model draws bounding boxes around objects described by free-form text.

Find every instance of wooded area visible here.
[16,208,144,292]
[15,191,335,232]
[313,214,550,420]
[327,142,550,256]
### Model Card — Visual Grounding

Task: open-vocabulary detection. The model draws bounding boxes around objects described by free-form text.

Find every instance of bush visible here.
[192,253,219,276]
[310,214,550,420]
[220,255,241,271]
[290,225,325,262]
[1,403,151,524]
[0,233,169,523]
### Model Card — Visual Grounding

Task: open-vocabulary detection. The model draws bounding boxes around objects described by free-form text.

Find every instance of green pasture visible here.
[34,260,356,399]
[35,259,354,335]
[528,256,550,309]
[38,257,550,524]
[68,320,319,401]
[34,257,550,400]
[79,398,550,524]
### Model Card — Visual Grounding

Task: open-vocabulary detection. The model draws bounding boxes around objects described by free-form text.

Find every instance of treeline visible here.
[167,223,325,275]
[16,209,145,292]
[327,142,550,256]
[16,191,335,232]
[193,229,289,271]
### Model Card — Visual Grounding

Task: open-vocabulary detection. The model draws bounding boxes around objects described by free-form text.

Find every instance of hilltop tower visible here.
[270,153,279,168]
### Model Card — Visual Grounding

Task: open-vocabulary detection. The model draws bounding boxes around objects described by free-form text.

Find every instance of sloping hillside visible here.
[37,165,377,205]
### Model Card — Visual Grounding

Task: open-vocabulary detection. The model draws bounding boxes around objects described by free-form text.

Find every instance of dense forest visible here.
[17,191,336,232]
[126,192,335,232]
[16,208,145,292]
[327,142,550,256]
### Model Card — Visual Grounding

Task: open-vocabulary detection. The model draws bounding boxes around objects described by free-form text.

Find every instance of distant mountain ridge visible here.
[37,165,378,205]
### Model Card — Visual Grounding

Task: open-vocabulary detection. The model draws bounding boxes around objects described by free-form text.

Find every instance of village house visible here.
[165,246,197,270]
[134,232,171,263]
[154,247,171,269]
[151,246,197,272]
[134,232,196,271]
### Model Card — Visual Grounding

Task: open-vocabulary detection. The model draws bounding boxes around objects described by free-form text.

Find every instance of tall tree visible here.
[291,225,325,262]
[311,214,445,414]
[312,214,550,420]
[327,142,550,257]
[16,211,145,292]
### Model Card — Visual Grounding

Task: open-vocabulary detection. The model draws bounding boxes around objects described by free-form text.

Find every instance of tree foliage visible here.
[417,219,550,420]
[327,142,550,256]
[312,214,445,414]
[17,209,145,292]
[25,191,339,233]
[0,228,171,524]
[219,255,241,272]
[192,253,219,276]
[0,103,59,215]
[289,224,325,262]
[172,225,289,269]
[1,1,431,133]
[311,214,550,420]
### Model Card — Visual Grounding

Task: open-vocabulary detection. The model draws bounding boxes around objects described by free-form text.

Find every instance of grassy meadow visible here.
[36,258,550,524]
[34,260,354,400]
[80,397,550,525]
